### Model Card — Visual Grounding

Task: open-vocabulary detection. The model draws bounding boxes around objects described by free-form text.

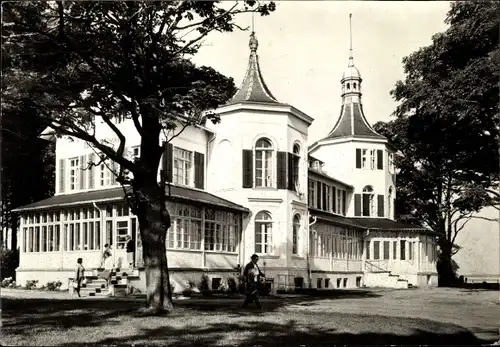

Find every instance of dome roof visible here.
[342,63,361,80]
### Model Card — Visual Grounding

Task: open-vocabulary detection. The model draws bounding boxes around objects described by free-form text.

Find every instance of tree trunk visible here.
[135,182,173,312]
[437,237,456,287]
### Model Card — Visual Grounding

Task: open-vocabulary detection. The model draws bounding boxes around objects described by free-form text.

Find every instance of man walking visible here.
[242,254,265,309]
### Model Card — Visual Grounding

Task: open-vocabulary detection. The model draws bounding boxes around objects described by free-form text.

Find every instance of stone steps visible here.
[69,267,140,297]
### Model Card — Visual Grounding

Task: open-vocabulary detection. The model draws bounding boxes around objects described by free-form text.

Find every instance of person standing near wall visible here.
[125,235,135,269]
[74,258,85,298]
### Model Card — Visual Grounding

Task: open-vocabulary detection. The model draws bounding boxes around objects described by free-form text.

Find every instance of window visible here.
[255,211,273,254]
[400,240,406,260]
[100,163,112,187]
[254,138,273,187]
[22,212,61,253]
[63,207,101,251]
[324,185,330,211]
[373,241,380,260]
[132,146,140,160]
[409,241,414,260]
[308,180,316,208]
[388,187,393,219]
[383,241,390,260]
[362,186,375,217]
[361,149,368,168]
[317,278,323,289]
[366,240,371,259]
[173,147,193,186]
[393,241,397,259]
[388,153,395,174]
[292,144,300,190]
[325,278,330,288]
[202,208,238,252]
[69,157,79,191]
[370,149,376,170]
[292,214,300,255]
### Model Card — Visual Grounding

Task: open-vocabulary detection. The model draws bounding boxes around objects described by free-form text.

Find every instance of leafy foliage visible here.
[2,1,275,309]
[374,1,499,285]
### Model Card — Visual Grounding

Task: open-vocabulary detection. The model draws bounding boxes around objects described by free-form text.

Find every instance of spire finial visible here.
[349,13,354,67]
[249,12,258,52]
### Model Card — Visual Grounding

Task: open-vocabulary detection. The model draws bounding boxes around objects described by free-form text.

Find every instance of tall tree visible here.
[374,1,499,286]
[1,106,55,251]
[2,1,275,312]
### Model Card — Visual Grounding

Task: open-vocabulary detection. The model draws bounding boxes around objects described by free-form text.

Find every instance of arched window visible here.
[292,144,301,191]
[292,214,301,255]
[353,82,357,90]
[388,187,393,219]
[255,138,273,188]
[347,83,350,90]
[362,186,375,217]
[255,211,273,254]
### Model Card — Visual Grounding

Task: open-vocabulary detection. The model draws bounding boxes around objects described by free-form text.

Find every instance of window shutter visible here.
[332,187,336,212]
[377,194,385,217]
[162,143,173,183]
[79,155,86,190]
[342,190,347,215]
[377,150,383,170]
[242,149,253,188]
[277,151,287,190]
[88,153,95,189]
[356,149,361,169]
[322,183,327,210]
[316,181,322,209]
[59,159,66,193]
[110,161,117,185]
[362,195,370,217]
[194,152,205,189]
[354,194,361,216]
[286,152,293,190]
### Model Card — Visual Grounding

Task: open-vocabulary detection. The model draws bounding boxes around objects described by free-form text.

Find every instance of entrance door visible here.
[115,217,130,270]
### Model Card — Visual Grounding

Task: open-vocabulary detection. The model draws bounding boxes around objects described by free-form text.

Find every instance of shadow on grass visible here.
[55,318,486,346]
[1,289,491,346]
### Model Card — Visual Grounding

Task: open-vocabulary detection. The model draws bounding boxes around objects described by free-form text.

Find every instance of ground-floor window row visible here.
[309,225,362,260]
[366,238,437,262]
[21,202,242,254]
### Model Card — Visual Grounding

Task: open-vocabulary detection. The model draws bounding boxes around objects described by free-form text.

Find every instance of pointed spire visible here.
[348,13,354,67]
[227,30,279,105]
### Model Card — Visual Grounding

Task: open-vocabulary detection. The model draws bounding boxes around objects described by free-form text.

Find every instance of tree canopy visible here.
[374,1,499,285]
[2,0,275,310]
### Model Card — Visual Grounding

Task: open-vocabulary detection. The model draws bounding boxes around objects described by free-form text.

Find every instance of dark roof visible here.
[227,32,280,106]
[310,208,434,233]
[308,169,354,189]
[323,102,385,140]
[13,186,249,213]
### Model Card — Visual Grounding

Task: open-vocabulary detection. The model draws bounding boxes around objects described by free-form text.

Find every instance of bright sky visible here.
[193,1,451,143]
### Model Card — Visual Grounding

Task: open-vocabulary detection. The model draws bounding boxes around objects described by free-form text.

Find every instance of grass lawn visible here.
[2,287,498,346]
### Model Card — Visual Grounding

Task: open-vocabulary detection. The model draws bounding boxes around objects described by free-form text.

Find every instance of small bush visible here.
[199,274,211,296]
[1,277,16,288]
[0,248,19,280]
[181,287,193,297]
[227,277,238,293]
[25,280,39,290]
[237,274,246,294]
[45,280,63,291]
[218,281,229,293]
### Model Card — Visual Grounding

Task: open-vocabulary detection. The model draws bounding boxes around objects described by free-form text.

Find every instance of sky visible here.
[192,1,451,143]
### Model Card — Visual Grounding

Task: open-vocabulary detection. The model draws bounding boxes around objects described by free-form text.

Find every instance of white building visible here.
[13,32,438,293]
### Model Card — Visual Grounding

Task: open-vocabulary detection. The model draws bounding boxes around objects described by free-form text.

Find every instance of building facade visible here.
[13,31,438,292]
